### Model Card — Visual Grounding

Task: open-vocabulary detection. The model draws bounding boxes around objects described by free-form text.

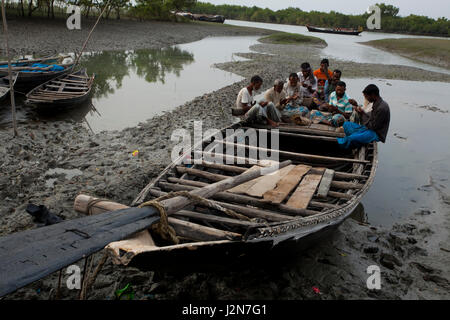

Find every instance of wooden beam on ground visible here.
[286,170,325,210]
[263,164,311,204]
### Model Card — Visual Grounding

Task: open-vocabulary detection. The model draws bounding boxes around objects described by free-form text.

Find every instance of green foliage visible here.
[260,32,326,46]
[191,2,449,37]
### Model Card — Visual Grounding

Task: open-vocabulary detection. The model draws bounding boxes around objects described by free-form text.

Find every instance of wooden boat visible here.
[307,25,363,36]
[0,72,18,102]
[192,13,225,23]
[74,121,377,270]
[0,120,377,296]
[0,56,74,90]
[25,69,95,108]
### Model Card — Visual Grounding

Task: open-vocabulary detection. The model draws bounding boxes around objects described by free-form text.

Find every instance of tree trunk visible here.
[20,0,25,16]
[116,7,120,20]
[51,0,54,18]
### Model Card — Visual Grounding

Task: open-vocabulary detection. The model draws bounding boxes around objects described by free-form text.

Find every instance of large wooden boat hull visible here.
[105,121,378,270]
[307,25,362,36]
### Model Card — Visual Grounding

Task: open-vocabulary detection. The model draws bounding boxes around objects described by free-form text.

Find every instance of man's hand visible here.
[301,82,308,88]
[280,98,288,105]
[307,85,314,93]
[355,106,364,113]
[327,104,338,112]
[259,101,268,107]
[348,99,358,106]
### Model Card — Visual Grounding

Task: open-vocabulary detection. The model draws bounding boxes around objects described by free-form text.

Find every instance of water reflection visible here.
[79,47,194,99]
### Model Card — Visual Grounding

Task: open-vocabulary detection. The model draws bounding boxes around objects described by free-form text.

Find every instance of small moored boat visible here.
[25,69,95,108]
[0,56,74,90]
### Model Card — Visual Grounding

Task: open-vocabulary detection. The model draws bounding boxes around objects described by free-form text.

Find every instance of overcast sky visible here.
[202,0,449,19]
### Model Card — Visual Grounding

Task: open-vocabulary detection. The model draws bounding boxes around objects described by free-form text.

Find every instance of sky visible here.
[202,0,450,19]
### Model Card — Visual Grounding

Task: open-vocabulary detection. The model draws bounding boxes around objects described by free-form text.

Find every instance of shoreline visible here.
[360,38,450,70]
[1,20,449,300]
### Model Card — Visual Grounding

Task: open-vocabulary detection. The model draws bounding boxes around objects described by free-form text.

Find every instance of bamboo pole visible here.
[72,0,111,69]
[1,0,17,136]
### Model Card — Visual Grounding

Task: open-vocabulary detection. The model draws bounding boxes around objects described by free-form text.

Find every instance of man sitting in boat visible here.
[236,75,279,127]
[313,58,333,93]
[323,69,342,103]
[337,84,390,149]
[310,81,357,127]
[297,62,318,106]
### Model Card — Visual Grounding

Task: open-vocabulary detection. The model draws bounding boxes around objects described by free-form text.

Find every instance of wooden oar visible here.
[0,160,291,297]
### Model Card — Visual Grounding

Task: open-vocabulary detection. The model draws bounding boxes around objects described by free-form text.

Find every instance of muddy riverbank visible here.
[1,17,274,56]
[1,21,449,300]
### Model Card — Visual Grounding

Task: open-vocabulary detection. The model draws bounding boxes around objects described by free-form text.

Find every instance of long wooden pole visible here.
[72,0,111,69]
[0,161,289,297]
[1,0,17,137]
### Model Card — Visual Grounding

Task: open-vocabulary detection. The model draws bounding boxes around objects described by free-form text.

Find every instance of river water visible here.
[1,20,449,227]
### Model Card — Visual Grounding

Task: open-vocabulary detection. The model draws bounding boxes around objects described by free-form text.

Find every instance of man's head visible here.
[250,75,263,90]
[301,62,312,78]
[332,69,342,83]
[363,84,380,103]
[335,81,346,97]
[288,73,299,86]
[274,79,285,93]
[320,58,330,71]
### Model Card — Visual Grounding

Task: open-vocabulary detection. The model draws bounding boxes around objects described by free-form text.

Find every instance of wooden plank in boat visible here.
[286,169,325,209]
[245,165,295,198]
[317,169,335,198]
[227,166,261,194]
[263,164,311,204]
[45,84,88,90]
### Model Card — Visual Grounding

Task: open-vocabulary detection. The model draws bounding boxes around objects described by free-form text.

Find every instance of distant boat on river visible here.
[306,25,363,36]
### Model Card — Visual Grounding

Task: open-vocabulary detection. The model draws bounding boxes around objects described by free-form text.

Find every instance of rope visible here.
[86,197,111,216]
[139,191,253,244]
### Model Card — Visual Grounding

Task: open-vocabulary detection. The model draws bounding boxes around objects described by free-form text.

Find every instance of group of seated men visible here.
[235,59,391,149]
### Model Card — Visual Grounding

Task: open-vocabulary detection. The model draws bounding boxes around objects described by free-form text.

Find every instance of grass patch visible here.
[361,38,450,69]
[259,32,327,46]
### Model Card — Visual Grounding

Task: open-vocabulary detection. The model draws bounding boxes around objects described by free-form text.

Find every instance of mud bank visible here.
[2,17,274,56]
[1,30,449,300]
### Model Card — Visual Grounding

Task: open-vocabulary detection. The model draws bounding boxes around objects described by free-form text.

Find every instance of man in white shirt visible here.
[298,62,318,105]
[236,75,279,127]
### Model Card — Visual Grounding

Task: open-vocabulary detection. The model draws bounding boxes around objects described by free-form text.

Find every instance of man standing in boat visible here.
[337,84,390,149]
[236,75,279,127]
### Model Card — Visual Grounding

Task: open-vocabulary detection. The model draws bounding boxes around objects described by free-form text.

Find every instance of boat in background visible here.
[0,56,74,91]
[306,25,363,36]
[25,69,94,108]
